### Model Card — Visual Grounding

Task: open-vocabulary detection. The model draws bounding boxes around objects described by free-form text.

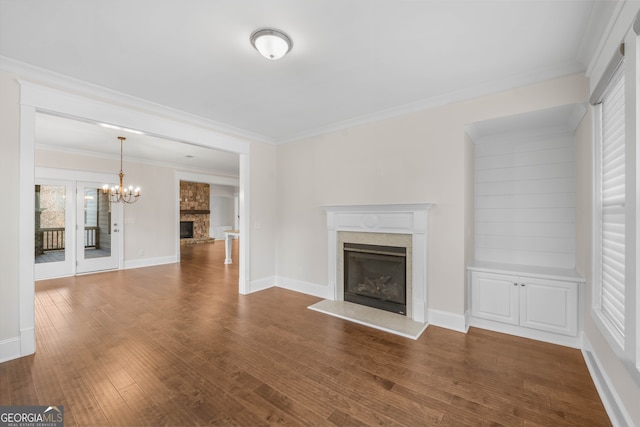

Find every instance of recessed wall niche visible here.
[466,103,587,269]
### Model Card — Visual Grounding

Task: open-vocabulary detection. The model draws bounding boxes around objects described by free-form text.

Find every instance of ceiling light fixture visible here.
[250,28,293,60]
[102,136,141,204]
[99,123,144,135]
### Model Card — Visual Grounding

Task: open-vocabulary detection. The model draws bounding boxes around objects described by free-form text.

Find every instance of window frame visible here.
[592,61,627,353]
[591,27,640,381]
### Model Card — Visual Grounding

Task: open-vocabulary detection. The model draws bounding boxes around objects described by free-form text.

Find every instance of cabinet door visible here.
[471,272,519,325]
[519,277,577,336]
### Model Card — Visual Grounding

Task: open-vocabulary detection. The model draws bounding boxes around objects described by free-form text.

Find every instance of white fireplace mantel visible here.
[323,203,434,323]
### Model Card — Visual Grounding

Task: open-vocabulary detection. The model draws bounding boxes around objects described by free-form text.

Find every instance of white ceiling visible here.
[35,113,241,176]
[0,0,617,172]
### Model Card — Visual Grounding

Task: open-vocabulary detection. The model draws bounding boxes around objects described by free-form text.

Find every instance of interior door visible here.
[34,180,75,279]
[76,182,121,274]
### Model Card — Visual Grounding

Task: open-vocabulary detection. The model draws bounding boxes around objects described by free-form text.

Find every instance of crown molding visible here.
[276,61,585,145]
[1,55,586,148]
[36,143,239,178]
[0,55,274,145]
[585,0,625,78]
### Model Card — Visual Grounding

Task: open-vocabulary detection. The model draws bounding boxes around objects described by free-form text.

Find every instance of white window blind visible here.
[599,62,626,341]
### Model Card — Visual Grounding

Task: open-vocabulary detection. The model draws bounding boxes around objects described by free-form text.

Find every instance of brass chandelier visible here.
[102,136,141,204]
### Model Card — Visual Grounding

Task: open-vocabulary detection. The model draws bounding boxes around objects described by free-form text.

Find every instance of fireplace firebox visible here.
[180,221,194,239]
[344,242,407,315]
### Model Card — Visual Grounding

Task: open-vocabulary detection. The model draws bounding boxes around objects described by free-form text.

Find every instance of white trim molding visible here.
[275,276,332,300]
[583,336,634,427]
[20,327,35,356]
[247,276,331,299]
[124,255,179,270]
[323,203,434,324]
[428,309,468,333]
[0,55,271,145]
[14,78,253,364]
[0,337,22,364]
[247,276,277,294]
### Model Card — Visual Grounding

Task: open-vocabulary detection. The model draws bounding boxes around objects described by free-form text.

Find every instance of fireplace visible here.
[344,243,407,315]
[180,221,194,239]
[324,204,433,323]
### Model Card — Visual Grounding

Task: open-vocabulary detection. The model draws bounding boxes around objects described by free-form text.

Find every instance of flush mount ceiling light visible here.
[250,28,293,60]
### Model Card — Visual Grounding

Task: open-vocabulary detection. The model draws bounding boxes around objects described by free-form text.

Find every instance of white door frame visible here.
[76,181,123,274]
[175,171,240,259]
[35,168,126,276]
[34,178,75,280]
[19,82,251,358]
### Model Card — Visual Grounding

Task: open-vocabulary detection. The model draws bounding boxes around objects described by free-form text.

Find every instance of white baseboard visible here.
[469,317,583,348]
[0,328,36,364]
[124,255,178,270]
[21,327,35,356]
[274,276,331,299]
[428,309,468,333]
[582,336,634,427]
[247,276,330,299]
[247,276,276,294]
[0,336,21,364]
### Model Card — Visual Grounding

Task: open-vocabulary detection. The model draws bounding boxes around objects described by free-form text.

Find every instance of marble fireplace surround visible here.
[323,204,433,324]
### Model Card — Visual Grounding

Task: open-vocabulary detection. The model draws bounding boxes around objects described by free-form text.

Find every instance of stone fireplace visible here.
[324,204,433,323]
[180,221,194,239]
[180,181,211,242]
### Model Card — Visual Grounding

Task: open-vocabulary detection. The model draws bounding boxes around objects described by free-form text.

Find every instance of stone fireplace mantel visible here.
[323,203,434,323]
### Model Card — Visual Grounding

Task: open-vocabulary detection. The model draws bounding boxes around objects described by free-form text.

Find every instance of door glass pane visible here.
[84,188,111,259]
[35,185,66,263]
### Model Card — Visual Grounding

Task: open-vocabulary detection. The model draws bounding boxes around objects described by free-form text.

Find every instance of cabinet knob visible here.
[513,283,518,286]
[521,283,525,287]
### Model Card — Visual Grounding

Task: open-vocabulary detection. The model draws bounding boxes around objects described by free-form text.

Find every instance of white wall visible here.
[0,71,21,353]
[35,149,178,265]
[474,130,576,268]
[210,196,233,239]
[210,184,236,239]
[249,142,278,283]
[276,74,589,320]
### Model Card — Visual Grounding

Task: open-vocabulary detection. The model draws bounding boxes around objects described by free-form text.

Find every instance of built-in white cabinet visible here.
[466,105,587,347]
[469,266,581,338]
[471,271,520,325]
[519,276,577,336]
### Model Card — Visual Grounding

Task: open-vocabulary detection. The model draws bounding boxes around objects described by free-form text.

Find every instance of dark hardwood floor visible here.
[0,242,610,426]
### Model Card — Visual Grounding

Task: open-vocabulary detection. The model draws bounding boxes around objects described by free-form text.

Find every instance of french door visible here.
[34,179,122,279]
[76,182,121,274]
[34,180,75,279]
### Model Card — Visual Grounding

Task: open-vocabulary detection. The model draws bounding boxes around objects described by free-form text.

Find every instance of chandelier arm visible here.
[103,136,140,204]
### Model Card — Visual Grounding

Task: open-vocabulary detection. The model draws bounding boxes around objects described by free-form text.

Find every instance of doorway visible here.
[17,81,251,361]
[35,179,122,280]
[76,181,121,274]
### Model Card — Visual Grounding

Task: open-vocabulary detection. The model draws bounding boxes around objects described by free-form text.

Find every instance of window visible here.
[590,5,640,385]
[594,62,626,350]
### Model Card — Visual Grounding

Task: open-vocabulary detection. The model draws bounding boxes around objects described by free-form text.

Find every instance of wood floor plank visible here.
[0,242,611,426]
